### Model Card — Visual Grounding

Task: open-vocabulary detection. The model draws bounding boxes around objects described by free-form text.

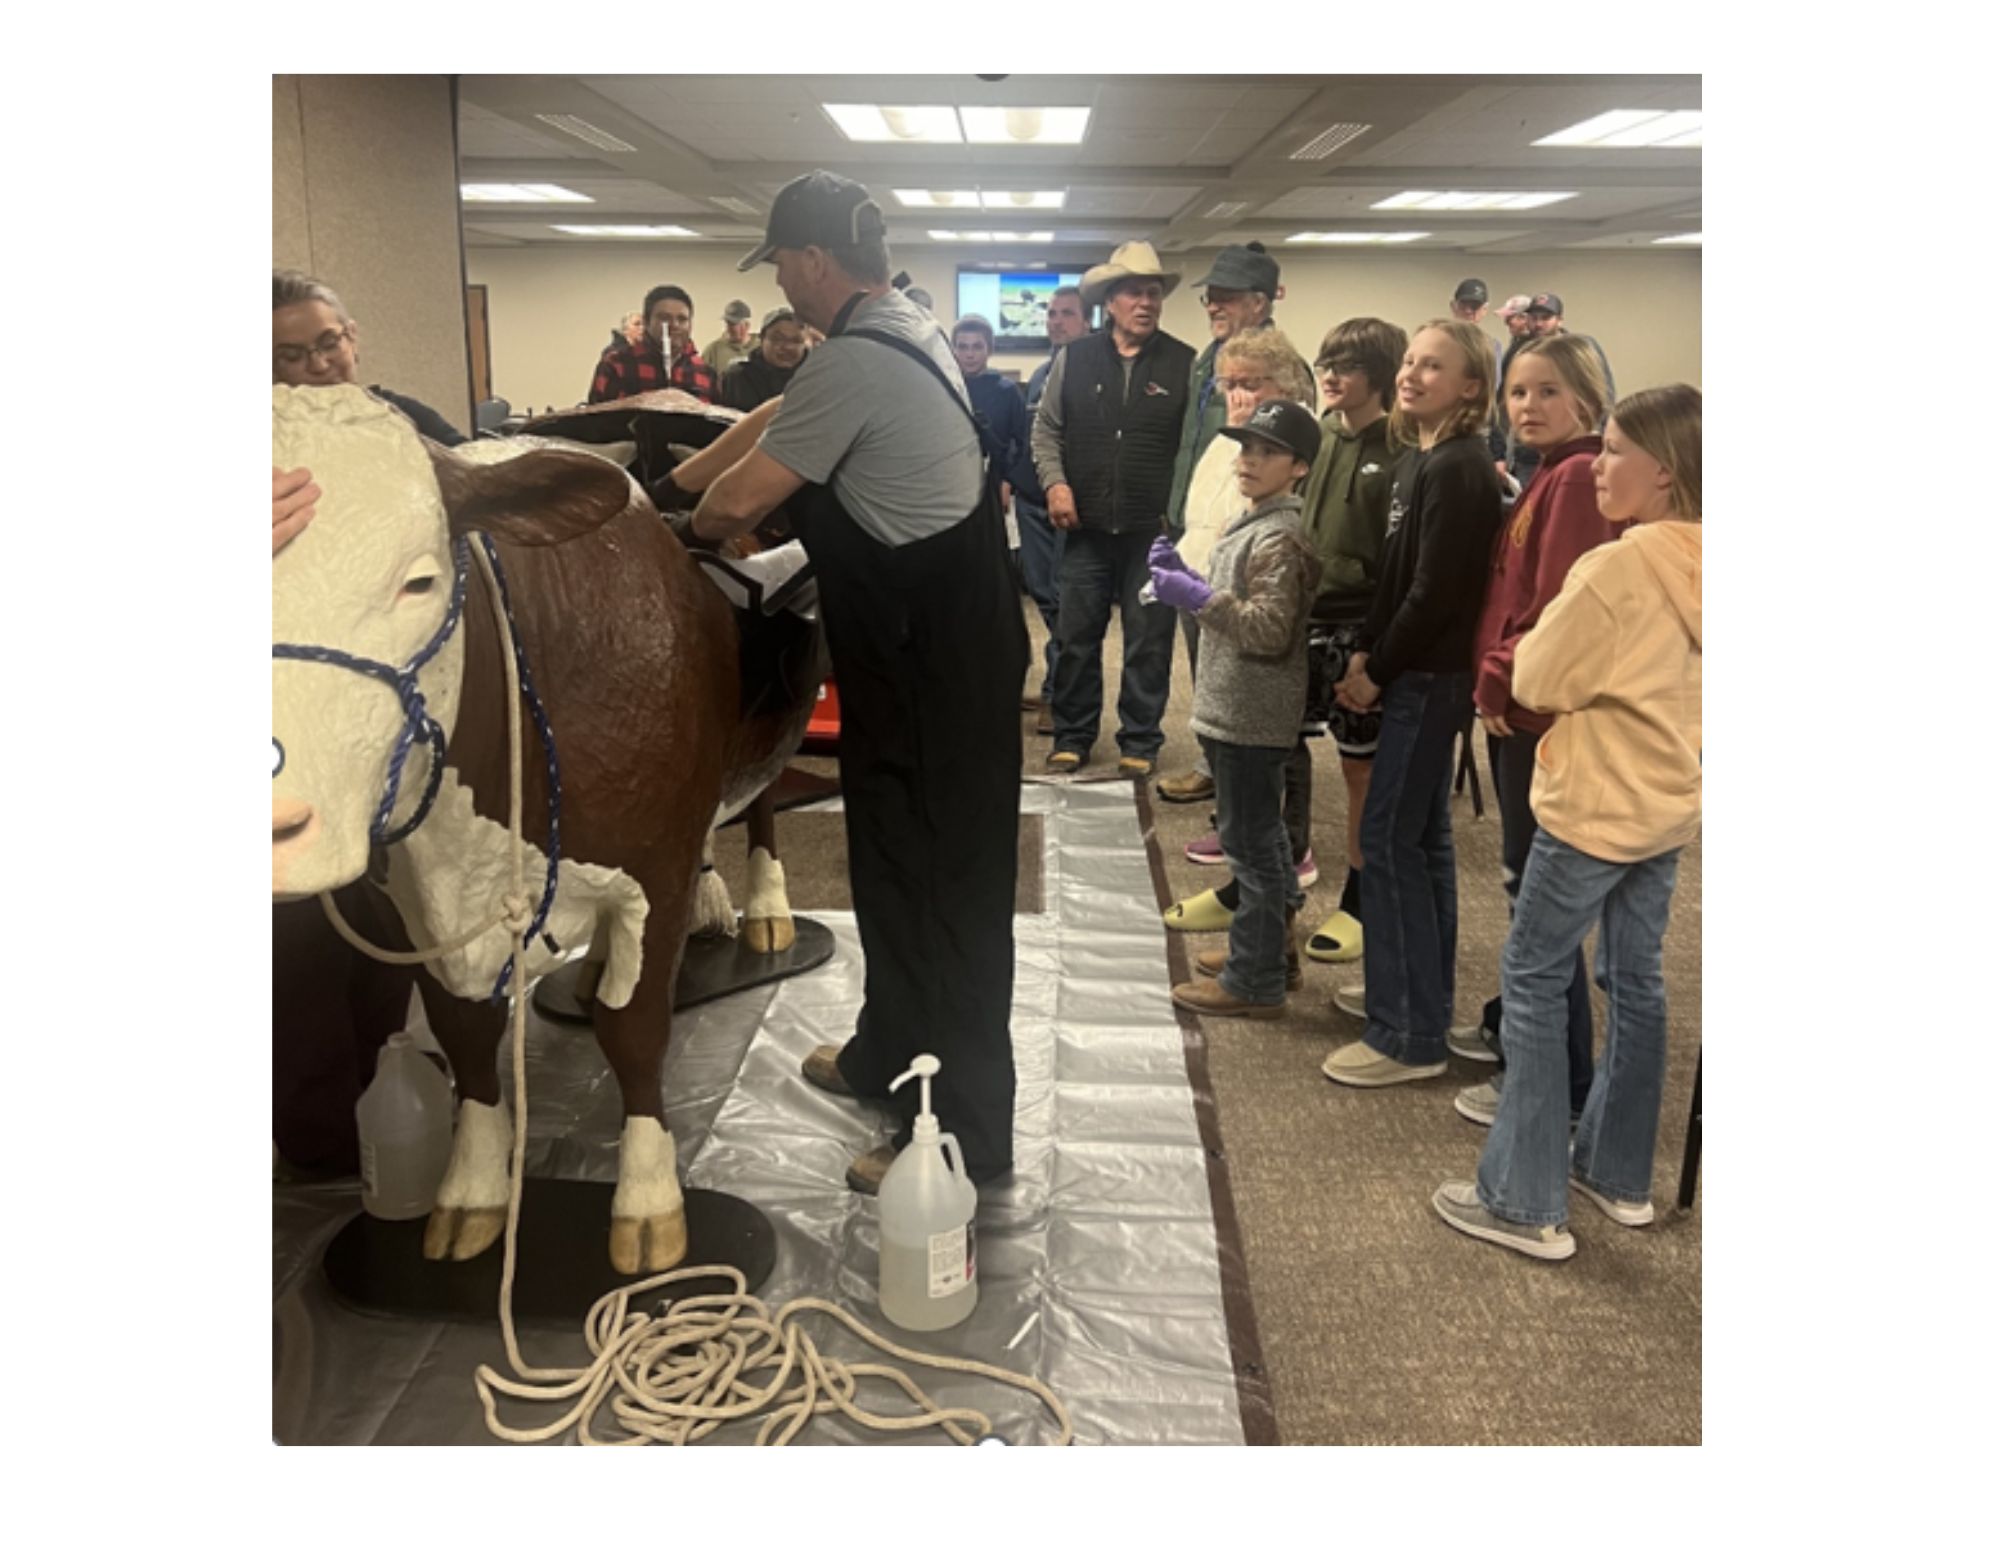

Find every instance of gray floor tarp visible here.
[274,782,1259,1445]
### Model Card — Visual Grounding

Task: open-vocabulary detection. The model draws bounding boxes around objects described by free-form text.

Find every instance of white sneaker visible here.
[1570,1175,1655,1227]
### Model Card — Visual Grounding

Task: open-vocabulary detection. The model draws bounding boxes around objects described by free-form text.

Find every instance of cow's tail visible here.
[689,829,738,938]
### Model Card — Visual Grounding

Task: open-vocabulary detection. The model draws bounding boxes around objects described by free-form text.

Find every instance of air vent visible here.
[533,114,639,153]
[1204,200,1250,219]
[1290,123,1372,161]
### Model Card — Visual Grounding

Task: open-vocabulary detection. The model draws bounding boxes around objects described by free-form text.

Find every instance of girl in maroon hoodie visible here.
[1454,335,1618,1128]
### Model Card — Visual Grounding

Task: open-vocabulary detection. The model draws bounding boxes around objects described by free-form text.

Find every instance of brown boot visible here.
[1156,769,1216,803]
[1194,942,1303,991]
[1172,976,1284,1019]
[1034,703,1054,736]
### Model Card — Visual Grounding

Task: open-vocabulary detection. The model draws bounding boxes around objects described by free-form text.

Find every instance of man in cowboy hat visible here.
[1029,239,1197,777]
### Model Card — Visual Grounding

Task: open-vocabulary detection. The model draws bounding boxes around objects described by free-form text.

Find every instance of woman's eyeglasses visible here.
[274,326,352,369]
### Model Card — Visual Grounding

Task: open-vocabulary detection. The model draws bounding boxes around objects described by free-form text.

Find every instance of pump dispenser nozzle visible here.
[888,1054,943,1140]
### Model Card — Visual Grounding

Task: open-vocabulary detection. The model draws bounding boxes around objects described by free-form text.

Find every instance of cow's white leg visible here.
[741,845,796,954]
[422,1098,512,1262]
[608,1116,687,1274]
[689,831,738,939]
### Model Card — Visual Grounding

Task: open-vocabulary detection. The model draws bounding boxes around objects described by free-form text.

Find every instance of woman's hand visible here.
[272,466,320,555]
[1480,712,1514,739]
[1225,386,1260,427]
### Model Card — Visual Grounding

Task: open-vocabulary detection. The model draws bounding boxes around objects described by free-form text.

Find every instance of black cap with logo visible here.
[1454,277,1489,306]
[738,171,888,271]
[1220,399,1323,465]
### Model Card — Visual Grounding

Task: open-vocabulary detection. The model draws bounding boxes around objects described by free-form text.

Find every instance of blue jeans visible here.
[1051,527,1175,761]
[1478,829,1683,1225]
[1359,670,1469,1066]
[1016,499,1064,699]
[1203,735,1304,1004]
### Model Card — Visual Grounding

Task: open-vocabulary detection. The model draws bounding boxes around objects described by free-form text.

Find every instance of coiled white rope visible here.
[325,536,1073,1446]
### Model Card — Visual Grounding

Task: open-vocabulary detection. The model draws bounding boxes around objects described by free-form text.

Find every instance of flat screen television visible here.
[955,268,1092,349]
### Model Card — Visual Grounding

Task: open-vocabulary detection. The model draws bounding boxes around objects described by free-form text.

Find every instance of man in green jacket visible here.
[1159,241,1308,803]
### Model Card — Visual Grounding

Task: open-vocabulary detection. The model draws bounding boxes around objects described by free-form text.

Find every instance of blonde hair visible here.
[1390,318,1495,448]
[1217,327,1314,406]
[1611,385,1702,523]
[1505,334,1609,438]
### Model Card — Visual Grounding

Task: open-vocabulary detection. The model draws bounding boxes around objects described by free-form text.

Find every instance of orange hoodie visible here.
[1514,521,1702,863]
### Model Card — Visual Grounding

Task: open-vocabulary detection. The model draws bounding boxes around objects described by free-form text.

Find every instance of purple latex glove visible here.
[1150,565,1213,612]
[1148,535,1185,572]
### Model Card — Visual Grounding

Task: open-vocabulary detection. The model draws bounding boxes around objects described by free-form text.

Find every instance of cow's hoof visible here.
[609,1209,688,1275]
[743,915,796,954]
[422,1205,506,1262]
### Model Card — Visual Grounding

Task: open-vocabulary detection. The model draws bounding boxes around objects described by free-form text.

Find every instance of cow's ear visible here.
[426,442,649,547]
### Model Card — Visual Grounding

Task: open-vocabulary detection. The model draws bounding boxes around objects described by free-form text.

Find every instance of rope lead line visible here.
[314,532,1073,1446]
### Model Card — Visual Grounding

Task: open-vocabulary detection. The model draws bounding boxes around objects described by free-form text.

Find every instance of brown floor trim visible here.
[1133,778,1281,1445]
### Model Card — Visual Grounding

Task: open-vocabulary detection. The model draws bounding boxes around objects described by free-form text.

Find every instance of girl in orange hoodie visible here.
[1434,385,1701,1261]
[1455,336,1620,1126]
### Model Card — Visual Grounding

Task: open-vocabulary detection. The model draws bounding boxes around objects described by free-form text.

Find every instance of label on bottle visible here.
[928,1221,976,1299]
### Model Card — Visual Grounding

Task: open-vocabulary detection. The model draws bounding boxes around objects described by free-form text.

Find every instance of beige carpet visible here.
[721,595,1700,1444]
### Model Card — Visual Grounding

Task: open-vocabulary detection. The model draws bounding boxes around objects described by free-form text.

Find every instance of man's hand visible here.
[1335,651,1381,712]
[273,466,320,555]
[1480,712,1513,739]
[998,480,1013,513]
[1047,483,1080,531]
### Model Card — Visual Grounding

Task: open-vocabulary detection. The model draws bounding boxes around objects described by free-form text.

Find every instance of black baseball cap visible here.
[1220,399,1322,465]
[1454,277,1489,306]
[738,171,888,271]
[1525,292,1564,317]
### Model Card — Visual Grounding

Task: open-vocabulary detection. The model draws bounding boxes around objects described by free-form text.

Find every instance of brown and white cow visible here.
[272,385,820,1272]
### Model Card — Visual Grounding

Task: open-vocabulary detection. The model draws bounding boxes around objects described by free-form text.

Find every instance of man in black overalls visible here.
[689,172,1028,1194]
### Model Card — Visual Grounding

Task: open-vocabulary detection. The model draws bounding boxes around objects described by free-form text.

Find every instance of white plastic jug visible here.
[877,1055,979,1332]
[355,1031,454,1221]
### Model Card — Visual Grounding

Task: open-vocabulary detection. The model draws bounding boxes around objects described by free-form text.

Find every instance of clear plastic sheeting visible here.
[273,783,1251,1445]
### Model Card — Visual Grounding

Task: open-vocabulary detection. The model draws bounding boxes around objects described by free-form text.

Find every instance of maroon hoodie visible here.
[1471,436,1617,734]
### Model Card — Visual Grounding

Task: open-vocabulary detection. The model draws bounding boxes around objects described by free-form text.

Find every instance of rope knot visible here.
[501,894,534,937]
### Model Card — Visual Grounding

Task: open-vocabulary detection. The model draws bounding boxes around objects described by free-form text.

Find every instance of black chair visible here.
[1677,1048,1702,1209]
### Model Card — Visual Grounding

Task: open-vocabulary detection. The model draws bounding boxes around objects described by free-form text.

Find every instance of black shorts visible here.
[1304,623,1382,759]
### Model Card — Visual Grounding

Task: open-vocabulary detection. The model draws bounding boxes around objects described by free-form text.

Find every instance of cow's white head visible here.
[271,386,640,898]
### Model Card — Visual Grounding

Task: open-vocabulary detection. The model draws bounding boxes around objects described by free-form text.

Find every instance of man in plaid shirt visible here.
[588,283,719,404]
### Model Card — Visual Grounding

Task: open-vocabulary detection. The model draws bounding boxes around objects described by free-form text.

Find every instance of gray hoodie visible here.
[1190,492,1323,749]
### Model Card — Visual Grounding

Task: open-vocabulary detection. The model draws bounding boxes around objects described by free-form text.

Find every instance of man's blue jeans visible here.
[1359,670,1470,1066]
[1203,735,1304,1004]
[1478,829,1683,1225]
[1016,499,1064,699]
[1051,527,1174,761]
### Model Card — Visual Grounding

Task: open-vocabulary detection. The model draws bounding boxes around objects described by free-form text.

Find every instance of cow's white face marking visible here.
[272,386,464,896]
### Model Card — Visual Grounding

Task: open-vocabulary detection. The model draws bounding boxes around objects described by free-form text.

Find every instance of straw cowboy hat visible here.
[1080,240,1182,309]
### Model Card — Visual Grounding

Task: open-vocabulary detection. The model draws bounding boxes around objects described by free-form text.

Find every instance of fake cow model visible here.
[271,385,821,1272]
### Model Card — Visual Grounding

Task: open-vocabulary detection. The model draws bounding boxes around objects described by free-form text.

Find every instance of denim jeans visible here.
[1359,670,1470,1065]
[1483,729,1595,1111]
[1051,527,1175,760]
[1203,735,1303,1004]
[1016,499,1064,699]
[1478,829,1683,1225]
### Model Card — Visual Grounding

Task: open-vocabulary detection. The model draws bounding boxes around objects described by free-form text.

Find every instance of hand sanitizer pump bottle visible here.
[877,1055,979,1332]
[355,1031,453,1221]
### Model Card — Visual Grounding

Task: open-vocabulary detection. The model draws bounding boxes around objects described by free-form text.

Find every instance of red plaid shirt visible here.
[588,338,718,405]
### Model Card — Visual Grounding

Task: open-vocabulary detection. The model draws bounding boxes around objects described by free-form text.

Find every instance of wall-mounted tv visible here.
[955,267,1092,349]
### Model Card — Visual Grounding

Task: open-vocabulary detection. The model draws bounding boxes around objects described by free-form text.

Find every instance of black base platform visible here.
[533,914,836,1024]
[321,1178,776,1325]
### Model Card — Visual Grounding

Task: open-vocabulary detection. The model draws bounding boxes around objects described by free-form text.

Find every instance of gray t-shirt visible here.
[757,289,982,547]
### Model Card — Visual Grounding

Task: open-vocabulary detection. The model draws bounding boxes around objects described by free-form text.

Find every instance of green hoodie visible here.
[1297,411,1399,625]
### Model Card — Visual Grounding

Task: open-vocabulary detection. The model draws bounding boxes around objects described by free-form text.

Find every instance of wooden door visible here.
[465,284,492,405]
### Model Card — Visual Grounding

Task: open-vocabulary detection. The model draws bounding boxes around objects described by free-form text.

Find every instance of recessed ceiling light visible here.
[1290,124,1372,161]
[1374,191,1578,212]
[712,196,759,216]
[462,183,593,203]
[549,224,698,237]
[895,189,983,208]
[958,107,1091,145]
[1286,231,1429,245]
[1534,110,1702,149]
[824,104,962,144]
[927,229,1056,242]
[532,114,638,153]
[1654,232,1703,245]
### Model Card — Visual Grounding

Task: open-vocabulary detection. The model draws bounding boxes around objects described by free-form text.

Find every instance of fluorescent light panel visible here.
[826,104,1092,146]
[1205,200,1250,219]
[1534,109,1702,148]
[1290,123,1372,161]
[1654,232,1703,245]
[1375,190,1577,211]
[896,189,1065,209]
[1286,231,1429,245]
[462,183,592,203]
[927,229,1056,242]
[549,224,697,237]
[532,114,637,153]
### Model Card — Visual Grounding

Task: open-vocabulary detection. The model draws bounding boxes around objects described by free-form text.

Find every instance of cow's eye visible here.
[272,738,285,778]
[400,572,439,598]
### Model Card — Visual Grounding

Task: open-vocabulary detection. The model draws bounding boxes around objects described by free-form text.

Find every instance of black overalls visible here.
[795,310,1030,1183]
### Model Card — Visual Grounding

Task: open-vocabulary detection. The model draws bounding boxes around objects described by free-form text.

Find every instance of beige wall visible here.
[272,75,473,434]
[470,242,1699,415]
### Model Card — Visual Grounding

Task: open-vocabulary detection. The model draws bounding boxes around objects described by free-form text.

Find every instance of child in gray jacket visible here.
[1149,400,1325,1016]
